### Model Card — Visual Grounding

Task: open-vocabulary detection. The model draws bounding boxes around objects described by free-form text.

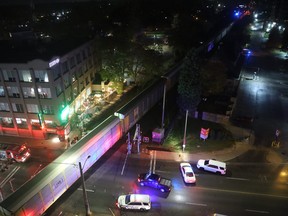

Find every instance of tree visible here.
[200,60,227,97]
[100,50,132,94]
[177,49,201,116]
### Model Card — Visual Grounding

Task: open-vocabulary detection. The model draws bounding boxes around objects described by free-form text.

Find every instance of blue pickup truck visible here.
[137,173,172,193]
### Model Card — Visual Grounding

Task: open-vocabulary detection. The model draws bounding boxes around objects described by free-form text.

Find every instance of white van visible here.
[197,159,226,175]
[116,194,151,211]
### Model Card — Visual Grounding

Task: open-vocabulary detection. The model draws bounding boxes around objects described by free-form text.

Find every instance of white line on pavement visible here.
[185,202,207,206]
[245,209,269,214]
[226,177,250,181]
[108,207,115,216]
[121,152,129,176]
[153,150,157,173]
[0,166,20,187]
[77,188,94,192]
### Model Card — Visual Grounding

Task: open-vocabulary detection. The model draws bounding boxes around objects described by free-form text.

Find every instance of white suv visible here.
[197,159,226,175]
[116,194,151,211]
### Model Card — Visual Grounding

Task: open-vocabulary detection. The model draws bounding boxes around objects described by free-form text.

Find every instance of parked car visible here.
[197,159,226,175]
[116,194,151,211]
[138,173,172,192]
[180,162,196,184]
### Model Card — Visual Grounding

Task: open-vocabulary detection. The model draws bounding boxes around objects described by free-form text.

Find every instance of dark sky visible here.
[0,0,93,5]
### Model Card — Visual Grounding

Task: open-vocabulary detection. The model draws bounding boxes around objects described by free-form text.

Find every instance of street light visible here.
[79,155,91,216]
[182,110,188,152]
[161,76,168,129]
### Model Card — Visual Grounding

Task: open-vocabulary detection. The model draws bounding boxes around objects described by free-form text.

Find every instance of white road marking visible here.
[121,152,129,175]
[109,208,115,216]
[149,150,157,173]
[153,150,157,173]
[185,202,207,206]
[77,188,94,192]
[226,177,250,181]
[245,209,269,214]
[0,166,20,187]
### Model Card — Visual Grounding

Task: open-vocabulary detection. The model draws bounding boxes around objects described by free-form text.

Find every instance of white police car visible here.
[180,162,196,184]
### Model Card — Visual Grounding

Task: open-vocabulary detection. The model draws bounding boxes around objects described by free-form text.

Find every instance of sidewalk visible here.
[133,124,287,165]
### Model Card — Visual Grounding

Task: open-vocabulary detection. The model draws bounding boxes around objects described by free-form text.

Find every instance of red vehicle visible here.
[0,143,31,163]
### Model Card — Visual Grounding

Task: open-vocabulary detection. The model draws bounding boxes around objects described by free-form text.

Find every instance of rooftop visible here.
[0,36,92,64]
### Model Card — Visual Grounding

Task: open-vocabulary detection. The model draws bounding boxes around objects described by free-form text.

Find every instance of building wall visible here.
[0,39,99,138]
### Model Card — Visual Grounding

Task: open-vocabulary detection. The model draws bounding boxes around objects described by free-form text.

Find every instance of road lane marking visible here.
[121,152,129,175]
[153,150,157,173]
[245,209,269,214]
[195,186,288,199]
[108,208,115,216]
[77,188,94,192]
[226,177,250,181]
[185,202,207,206]
[0,166,20,187]
[149,150,157,173]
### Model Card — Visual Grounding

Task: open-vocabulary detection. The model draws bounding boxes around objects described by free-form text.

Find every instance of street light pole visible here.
[161,81,167,129]
[79,155,91,216]
[182,110,188,152]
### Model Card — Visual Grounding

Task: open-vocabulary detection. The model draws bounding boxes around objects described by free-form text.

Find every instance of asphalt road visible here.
[0,147,64,200]
[42,141,288,216]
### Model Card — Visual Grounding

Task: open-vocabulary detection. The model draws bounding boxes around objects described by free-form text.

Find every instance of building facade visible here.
[0,39,100,138]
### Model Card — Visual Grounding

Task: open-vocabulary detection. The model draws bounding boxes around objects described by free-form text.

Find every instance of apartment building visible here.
[0,38,100,138]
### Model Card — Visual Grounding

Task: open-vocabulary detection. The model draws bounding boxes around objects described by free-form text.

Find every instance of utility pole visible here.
[182,110,188,152]
[133,124,141,154]
[79,156,91,216]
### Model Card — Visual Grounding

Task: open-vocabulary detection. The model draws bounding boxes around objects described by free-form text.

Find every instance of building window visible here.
[82,49,87,59]
[72,72,76,83]
[85,77,89,85]
[73,86,78,98]
[18,69,32,82]
[69,56,76,68]
[0,86,5,97]
[63,74,71,88]
[51,66,61,80]
[26,104,39,113]
[35,70,49,82]
[55,83,63,96]
[31,119,41,130]
[42,105,54,114]
[22,87,36,98]
[0,103,10,112]
[77,66,84,77]
[7,86,20,98]
[0,117,14,128]
[83,63,88,73]
[16,118,28,129]
[2,69,16,82]
[38,87,52,98]
[88,58,93,69]
[12,103,24,112]
[76,53,82,64]
[61,61,69,73]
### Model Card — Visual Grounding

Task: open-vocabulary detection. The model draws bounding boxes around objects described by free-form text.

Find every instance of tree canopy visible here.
[200,60,227,97]
[177,49,202,116]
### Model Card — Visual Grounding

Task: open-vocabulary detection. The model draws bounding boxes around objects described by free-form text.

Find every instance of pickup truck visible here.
[137,173,172,193]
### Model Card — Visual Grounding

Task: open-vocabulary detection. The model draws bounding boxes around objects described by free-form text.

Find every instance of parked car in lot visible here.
[116,194,151,211]
[138,173,172,192]
[197,159,226,175]
[180,162,196,184]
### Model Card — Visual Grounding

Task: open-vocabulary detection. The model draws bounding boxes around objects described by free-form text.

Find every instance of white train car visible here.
[0,116,121,216]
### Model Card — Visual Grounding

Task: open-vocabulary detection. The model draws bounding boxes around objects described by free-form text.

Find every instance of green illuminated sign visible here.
[60,105,70,122]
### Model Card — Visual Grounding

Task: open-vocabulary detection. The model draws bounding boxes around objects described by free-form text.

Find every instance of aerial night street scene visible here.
[0,0,288,215]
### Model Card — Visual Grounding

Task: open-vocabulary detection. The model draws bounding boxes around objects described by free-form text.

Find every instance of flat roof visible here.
[0,37,91,63]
